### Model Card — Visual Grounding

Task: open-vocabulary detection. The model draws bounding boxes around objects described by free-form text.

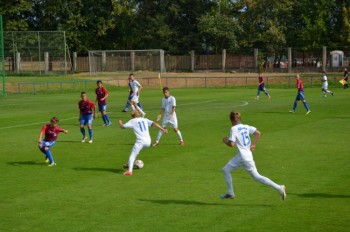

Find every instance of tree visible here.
[339,1,350,47]
[293,0,337,50]
[236,0,294,51]
[0,0,32,30]
[198,0,241,54]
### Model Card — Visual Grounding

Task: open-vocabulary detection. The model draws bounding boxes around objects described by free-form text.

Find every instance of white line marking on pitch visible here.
[0,117,78,130]
[0,101,248,130]
[186,101,248,110]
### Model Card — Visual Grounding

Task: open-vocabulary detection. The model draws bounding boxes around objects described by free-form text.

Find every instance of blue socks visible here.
[303,102,310,111]
[88,129,93,139]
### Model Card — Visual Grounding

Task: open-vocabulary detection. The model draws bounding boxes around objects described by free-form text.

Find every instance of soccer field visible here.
[0,87,349,231]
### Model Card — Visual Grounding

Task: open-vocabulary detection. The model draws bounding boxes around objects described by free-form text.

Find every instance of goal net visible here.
[88,49,166,75]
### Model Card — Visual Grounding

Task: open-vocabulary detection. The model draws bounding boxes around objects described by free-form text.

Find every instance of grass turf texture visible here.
[0,87,349,231]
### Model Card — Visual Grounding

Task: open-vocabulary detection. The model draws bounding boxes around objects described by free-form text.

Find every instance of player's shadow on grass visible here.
[291,192,350,198]
[139,199,271,207]
[7,161,45,166]
[73,167,124,174]
[139,199,227,206]
[59,140,87,143]
[260,111,289,114]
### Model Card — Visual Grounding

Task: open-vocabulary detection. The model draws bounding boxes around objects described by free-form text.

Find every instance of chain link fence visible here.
[4,31,70,74]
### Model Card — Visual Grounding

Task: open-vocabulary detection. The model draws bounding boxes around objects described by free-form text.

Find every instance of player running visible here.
[289,74,311,114]
[321,71,334,97]
[128,73,146,117]
[38,117,68,166]
[255,73,271,100]
[122,75,143,112]
[220,111,286,201]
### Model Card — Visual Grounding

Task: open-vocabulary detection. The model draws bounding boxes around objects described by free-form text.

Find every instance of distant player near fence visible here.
[255,73,271,100]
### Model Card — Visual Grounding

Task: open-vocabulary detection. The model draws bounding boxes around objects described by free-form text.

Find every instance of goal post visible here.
[88,49,166,75]
[0,15,5,96]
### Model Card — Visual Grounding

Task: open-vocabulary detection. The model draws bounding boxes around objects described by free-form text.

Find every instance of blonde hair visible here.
[131,110,141,118]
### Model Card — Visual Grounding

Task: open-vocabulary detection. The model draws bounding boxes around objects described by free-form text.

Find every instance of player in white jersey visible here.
[321,71,334,97]
[152,87,184,146]
[128,73,146,117]
[118,110,167,175]
[220,111,286,201]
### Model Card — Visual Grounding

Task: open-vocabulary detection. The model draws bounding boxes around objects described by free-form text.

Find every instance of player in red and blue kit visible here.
[289,74,311,114]
[255,73,271,100]
[95,80,111,126]
[38,117,68,166]
[79,92,96,143]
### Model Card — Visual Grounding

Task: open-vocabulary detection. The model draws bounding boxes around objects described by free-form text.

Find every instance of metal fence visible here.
[3,31,70,74]
[2,30,350,74]
[75,48,349,73]
[14,76,342,94]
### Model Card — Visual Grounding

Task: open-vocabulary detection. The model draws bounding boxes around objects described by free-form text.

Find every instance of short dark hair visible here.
[97,80,102,84]
[50,117,59,123]
[163,87,169,92]
[230,111,241,121]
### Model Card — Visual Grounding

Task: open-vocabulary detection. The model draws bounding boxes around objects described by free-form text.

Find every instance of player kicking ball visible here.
[220,111,286,201]
[118,110,168,176]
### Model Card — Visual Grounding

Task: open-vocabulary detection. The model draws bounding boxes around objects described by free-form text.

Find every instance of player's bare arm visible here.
[93,107,97,119]
[153,122,168,134]
[223,137,235,147]
[118,120,124,129]
[170,106,176,119]
[38,133,44,148]
[250,130,261,151]
[156,108,165,121]
[137,85,142,96]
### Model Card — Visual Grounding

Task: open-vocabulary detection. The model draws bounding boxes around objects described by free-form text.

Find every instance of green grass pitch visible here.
[0,87,349,231]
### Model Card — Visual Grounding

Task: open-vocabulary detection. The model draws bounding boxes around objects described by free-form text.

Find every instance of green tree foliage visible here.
[236,0,293,52]
[294,0,337,50]
[0,0,32,30]
[0,0,348,53]
[339,1,350,47]
[198,0,241,54]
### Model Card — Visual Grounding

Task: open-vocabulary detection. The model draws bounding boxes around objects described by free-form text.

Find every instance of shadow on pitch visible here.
[7,161,45,166]
[73,167,124,174]
[260,111,290,114]
[290,192,350,199]
[138,199,271,207]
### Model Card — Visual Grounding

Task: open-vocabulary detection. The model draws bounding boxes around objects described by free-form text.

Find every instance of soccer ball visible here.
[134,160,144,169]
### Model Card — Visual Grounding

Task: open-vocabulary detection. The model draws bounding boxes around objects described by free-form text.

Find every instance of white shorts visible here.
[131,94,139,103]
[322,82,328,90]
[131,141,150,157]
[162,114,178,128]
[225,155,257,174]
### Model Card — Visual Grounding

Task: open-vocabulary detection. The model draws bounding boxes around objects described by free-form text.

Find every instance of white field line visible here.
[182,101,248,110]
[0,117,78,130]
[0,100,248,130]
